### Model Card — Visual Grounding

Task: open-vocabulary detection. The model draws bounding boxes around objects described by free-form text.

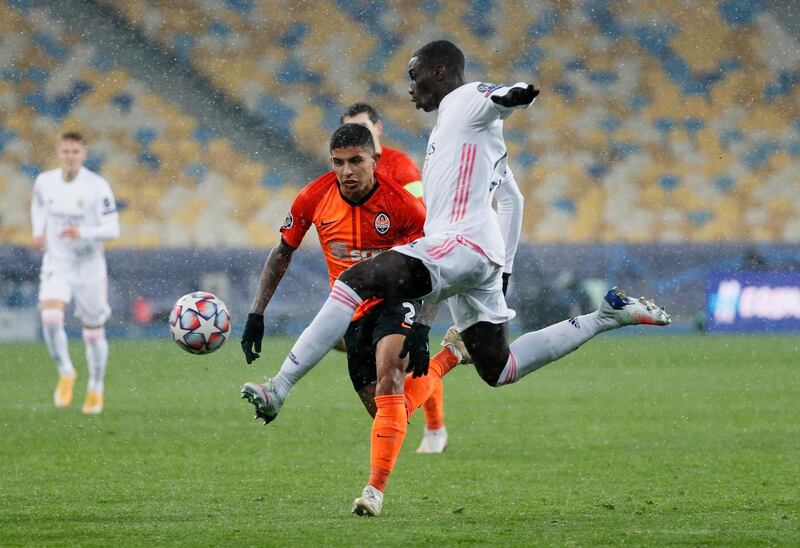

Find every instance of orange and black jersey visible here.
[377,145,422,202]
[280,171,426,319]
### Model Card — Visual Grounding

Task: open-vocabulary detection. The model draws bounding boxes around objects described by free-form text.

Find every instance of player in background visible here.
[341,103,423,202]
[241,40,671,517]
[31,131,119,414]
[341,102,449,453]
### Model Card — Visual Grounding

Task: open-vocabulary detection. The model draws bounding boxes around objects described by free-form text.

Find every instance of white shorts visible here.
[39,254,111,326]
[393,234,515,331]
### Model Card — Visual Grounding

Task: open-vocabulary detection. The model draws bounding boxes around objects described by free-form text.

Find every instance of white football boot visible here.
[441,325,471,364]
[416,426,448,454]
[598,287,671,327]
[241,378,284,425]
[352,485,383,517]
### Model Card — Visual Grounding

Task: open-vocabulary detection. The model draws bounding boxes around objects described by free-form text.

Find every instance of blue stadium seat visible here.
[659,175,681,191]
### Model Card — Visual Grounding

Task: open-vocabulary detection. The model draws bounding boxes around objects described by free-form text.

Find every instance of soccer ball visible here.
[169,291,232,354]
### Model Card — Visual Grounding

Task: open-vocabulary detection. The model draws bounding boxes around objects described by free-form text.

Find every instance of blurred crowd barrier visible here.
[2,243,798,341]
[1,0,799,247]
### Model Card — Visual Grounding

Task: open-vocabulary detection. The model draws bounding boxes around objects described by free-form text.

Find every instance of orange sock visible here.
[422,378,445,430]
[368,394,408,493]
[403,347,459,421]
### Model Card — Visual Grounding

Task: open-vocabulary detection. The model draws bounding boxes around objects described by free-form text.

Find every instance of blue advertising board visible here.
[706,270,800,332]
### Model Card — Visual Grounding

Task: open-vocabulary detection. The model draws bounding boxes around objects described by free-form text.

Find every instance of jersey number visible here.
[402,302,416,325]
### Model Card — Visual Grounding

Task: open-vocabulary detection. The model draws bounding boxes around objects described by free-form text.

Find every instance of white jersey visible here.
[421,81,533,266]
[31,167,119,262]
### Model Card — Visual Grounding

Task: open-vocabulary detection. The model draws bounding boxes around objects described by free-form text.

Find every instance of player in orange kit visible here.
[341,102,455,453]
[240,122,466,431]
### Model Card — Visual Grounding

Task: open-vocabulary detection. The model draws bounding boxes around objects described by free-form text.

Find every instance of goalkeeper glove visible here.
[399,323,431,378]
[241,313,265,364]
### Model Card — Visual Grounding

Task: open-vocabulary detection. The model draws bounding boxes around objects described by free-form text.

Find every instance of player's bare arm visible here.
[242,240,295,364]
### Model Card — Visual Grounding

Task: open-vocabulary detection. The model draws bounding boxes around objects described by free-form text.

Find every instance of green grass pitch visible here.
[1,334,798,545]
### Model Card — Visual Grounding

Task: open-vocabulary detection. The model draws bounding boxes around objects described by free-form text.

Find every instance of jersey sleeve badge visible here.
[477,83,503,96]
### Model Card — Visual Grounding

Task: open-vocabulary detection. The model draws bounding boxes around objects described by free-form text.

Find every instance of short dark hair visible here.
[340,103,380,125]
[330,123,375,152]
[61,131,84,143]
[414,40,465,75]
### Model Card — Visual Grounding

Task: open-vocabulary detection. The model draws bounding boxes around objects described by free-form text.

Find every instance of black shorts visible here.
[343,298,420,391]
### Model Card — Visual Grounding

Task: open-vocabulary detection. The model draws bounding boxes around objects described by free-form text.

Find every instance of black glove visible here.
[491,85,539,108]
[241,313,265,364]
[399,323,431,378]
[502,272,511,296]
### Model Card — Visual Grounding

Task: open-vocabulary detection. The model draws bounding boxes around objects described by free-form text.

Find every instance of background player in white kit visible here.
[31,131,119,414]
[242,40,671,516]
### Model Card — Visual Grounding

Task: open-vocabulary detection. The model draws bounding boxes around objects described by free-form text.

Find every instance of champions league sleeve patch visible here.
[477,83,503,97]
[282,212,294,230]
[374,212,391,234]
[101,196,117,215]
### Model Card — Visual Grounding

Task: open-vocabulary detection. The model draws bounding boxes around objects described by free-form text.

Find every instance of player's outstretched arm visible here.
[242,240,295,364]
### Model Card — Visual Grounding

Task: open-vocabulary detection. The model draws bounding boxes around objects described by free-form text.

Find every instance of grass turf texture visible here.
[1,335,798,546]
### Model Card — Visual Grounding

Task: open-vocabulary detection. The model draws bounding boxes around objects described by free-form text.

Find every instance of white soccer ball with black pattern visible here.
[169,291,232,354]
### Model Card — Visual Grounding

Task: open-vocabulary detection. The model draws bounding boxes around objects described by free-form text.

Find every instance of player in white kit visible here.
[31,131,119,414]
[242,41,671,516]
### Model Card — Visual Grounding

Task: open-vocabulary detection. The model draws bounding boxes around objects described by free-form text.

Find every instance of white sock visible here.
[41,309,74,378]
[496,311,614,386]
[83,326,109,394]
[273,280,362,399]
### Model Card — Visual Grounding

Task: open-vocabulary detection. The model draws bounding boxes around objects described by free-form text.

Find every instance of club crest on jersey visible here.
[374,212,391,234]
[477,83,503,97]
[282,212,294,230]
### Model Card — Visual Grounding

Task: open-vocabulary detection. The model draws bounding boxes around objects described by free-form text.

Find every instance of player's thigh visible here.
[344,316,378,393]
[460,321,510,386]
[372,298,420,394]
[339,250,431,300]
[38,260,73,307]
[73,263,111,327]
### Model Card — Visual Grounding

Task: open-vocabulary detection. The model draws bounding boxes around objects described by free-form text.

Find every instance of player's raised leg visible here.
[463,287,671,386]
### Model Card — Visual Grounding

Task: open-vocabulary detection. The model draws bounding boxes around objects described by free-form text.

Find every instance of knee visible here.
[375,359,405,396]
[375,376,403,396]
[82,325,106,343]
[338,263,369,292]
[472,352,509,388]
[474,361,503,387]
[41,308,65,327]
